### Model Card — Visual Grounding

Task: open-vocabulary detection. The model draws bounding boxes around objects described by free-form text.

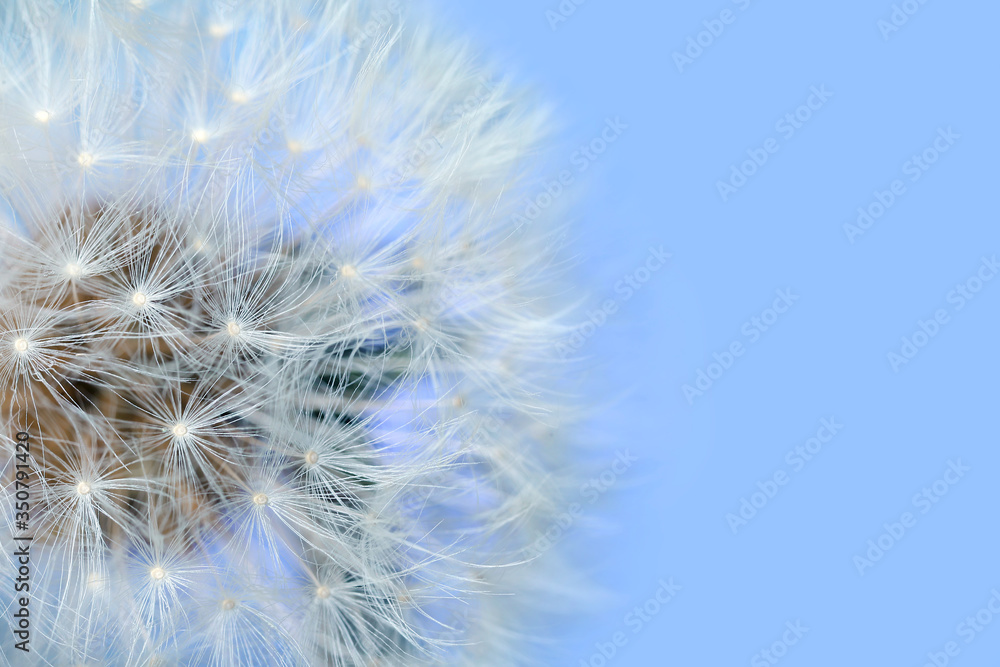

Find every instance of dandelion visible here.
[1,1,578,664]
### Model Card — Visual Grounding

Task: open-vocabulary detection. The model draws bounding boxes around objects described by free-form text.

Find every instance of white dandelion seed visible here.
[0,1,581,665]
[228,88,250,105]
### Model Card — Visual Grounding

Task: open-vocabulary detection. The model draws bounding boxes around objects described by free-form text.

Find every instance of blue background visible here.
[433,1,999,665]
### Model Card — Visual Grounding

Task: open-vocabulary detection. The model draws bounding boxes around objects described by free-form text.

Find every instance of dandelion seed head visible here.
[0,0,581,663]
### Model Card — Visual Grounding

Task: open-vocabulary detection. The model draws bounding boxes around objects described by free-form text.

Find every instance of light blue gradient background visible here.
[433,1,999,665]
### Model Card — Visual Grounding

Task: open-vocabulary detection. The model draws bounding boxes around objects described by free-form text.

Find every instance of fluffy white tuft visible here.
[0,1,579,665]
